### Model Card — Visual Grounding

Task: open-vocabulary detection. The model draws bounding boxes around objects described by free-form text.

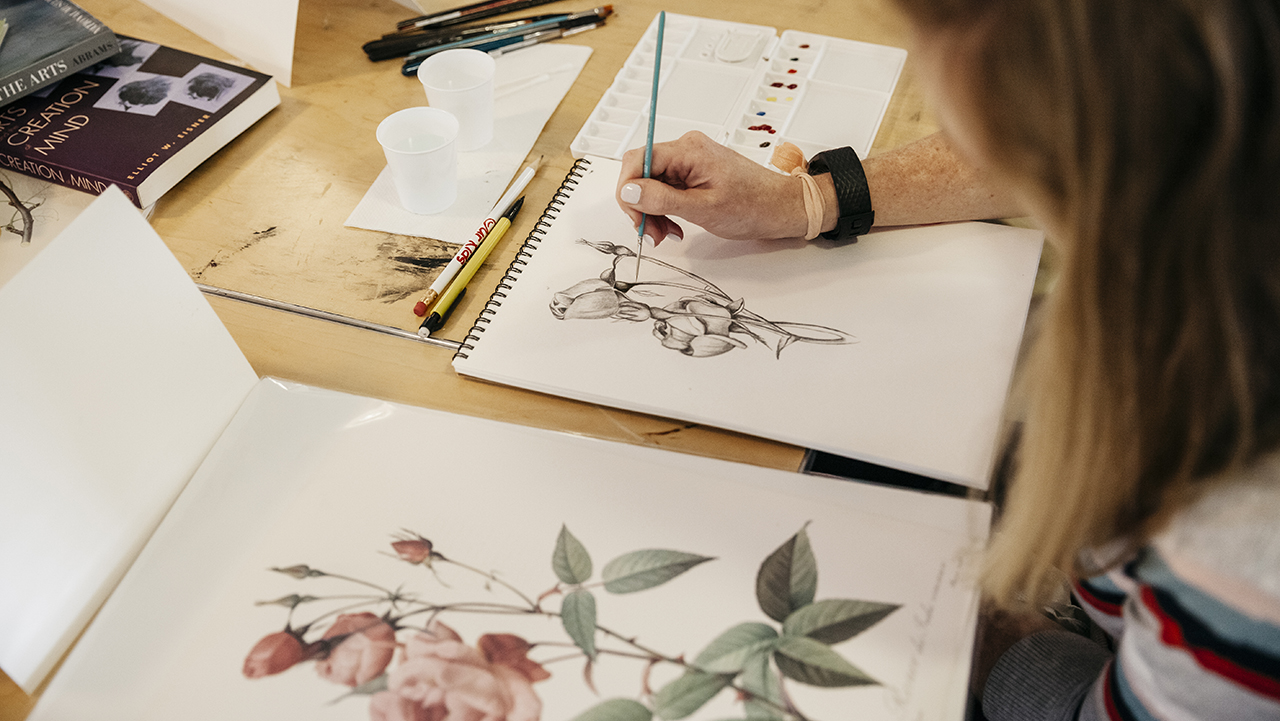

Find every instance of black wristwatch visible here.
[807,147,874,242]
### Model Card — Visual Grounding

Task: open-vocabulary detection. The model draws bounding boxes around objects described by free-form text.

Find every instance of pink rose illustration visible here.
[243,630,310,678]
[392,536,434,565]
[315,612,397,687]
[384,621,548,721]
[369,690,431,721]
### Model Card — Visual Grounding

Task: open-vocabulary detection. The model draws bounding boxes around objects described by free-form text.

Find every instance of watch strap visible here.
[807,147,874,242]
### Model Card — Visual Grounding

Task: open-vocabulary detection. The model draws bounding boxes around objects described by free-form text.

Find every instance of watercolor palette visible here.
[570,14,907,165]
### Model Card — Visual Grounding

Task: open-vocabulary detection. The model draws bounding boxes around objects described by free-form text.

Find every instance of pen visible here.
[394,0,561,34]
[401,7,612,73]
[420,197,524,335]
[413,155,543,316]
[364,13,565,61]
[489,21,604,58]
[637,11,665,280]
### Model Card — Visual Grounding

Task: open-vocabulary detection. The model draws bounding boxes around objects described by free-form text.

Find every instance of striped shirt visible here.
[982,454,1280,720]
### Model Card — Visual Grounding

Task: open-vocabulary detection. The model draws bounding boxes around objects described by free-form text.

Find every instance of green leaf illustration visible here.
[772,636,878,688]
[330,673,390,703]
[781,598,901,644]
[554,525,594,585]
[652,670,732,720]
[738,650,784,720]
[755,527,817,622]
[693,623,778,674]
[561,589,598,659]
[602,550,715,594]
[570,698,653,721]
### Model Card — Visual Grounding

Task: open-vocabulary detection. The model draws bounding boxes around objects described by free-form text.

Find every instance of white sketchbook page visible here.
[0,187,259,692]
[139,0,298,86]
[31,379,990,721]
[344,44,593,240]
[453,156,1043,488]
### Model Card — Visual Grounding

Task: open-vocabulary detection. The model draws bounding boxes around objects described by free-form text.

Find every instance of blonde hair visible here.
[893,0,1280,603]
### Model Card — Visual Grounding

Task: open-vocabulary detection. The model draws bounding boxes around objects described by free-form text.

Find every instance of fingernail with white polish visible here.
[664,233,682,244]
[621,183,642,204]
[643,233,656,246]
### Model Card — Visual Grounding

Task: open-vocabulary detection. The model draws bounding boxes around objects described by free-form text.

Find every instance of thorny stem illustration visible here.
[437,554,540,609]
[250,525,894,721]
[267,557,808,721]
[0,180,34,244]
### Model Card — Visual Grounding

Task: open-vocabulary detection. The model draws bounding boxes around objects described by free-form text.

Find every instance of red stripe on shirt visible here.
[1076,580,1124,617]
[1101,661,1125,721]
[1141,585,1280,699]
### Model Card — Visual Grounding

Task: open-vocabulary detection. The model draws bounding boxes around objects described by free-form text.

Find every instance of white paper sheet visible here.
[30,379,990,721]
[0,187,259,692]
[453,157,1044,488]
[344,43,592,240]
[139,0,298,86]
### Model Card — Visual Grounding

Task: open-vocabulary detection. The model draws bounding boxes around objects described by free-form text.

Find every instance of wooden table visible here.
[0,0,935,715]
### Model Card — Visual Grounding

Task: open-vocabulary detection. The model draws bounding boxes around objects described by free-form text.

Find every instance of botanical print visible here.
[244,524,899,721]
[549,240,854,358]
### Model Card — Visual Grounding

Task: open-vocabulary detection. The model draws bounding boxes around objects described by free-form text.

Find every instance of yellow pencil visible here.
[418,196,524,335]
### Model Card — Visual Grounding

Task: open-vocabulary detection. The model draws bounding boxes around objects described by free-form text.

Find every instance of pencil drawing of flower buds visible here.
[614,299,652,322]
[551,279,621,320]
[652,298,747,357]
[580,239,634,257]
[315,612,397,687]
[243,630,311,678]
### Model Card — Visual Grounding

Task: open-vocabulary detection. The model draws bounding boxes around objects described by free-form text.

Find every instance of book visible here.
[451,157,1044,489]
[2,188,990,721]
[0,35,279,207]
[0,0,119,107]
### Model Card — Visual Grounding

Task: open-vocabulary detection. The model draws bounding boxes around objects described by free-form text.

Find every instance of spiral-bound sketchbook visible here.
[452,157,1044,488]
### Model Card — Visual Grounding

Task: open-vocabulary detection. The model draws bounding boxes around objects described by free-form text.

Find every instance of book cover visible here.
[0,0,119,106]
[0,35,279,207]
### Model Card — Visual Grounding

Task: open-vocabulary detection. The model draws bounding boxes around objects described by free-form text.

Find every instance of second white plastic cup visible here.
[376,107,459,215]
[416,48,495,151]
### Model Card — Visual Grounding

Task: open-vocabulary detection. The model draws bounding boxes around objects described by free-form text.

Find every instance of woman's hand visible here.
[615,131,809,244]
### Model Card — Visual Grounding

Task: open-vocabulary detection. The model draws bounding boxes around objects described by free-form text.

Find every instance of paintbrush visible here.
[636,11,666,281]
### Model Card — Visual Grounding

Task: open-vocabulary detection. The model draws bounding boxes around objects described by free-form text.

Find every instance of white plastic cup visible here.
[376,107,459,214]
[416,48,495,151]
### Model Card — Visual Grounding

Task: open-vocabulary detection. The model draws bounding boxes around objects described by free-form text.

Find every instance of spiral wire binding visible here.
[454,157,594,361]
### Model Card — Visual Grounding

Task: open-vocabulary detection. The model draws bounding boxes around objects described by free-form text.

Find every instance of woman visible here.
[616,1,1280,718]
